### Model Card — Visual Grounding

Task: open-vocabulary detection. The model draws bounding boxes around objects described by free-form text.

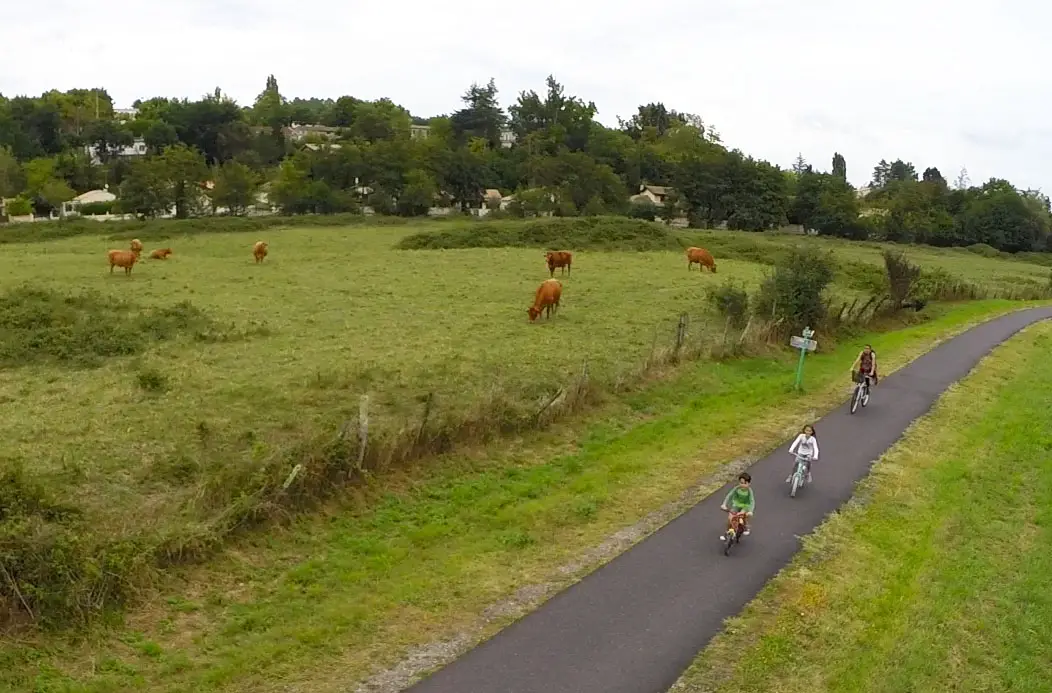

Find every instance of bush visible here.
[882,250,922,307]
[5,196,33,217]
[966,243,1003,258]
[752,245,836,331]
[397,216,681,252]
[629,200,658,221]
[706,281,750,328]
[78,200,115,216]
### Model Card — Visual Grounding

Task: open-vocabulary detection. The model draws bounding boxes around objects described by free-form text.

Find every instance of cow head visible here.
[527,307,541,321]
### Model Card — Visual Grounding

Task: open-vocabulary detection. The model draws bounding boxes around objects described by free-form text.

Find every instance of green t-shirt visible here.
[723,486,755,513]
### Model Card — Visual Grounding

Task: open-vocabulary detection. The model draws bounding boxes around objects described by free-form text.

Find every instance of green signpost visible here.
[790,327,817,390]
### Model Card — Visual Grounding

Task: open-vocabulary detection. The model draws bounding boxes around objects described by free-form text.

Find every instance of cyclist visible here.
[719,472,755,541]
[786,424,819,484]
[850,344,879,391]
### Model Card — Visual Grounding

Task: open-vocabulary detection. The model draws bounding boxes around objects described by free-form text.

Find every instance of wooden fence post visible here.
[355,394,369,475]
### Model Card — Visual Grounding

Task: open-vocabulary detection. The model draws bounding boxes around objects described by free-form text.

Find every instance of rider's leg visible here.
[721,511,734,540]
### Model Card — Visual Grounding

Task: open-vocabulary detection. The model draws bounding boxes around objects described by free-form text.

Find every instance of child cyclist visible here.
[720,472,755,541]
[787,424,819,484]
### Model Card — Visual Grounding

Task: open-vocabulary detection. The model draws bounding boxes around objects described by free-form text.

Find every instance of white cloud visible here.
[3,0,1050,190]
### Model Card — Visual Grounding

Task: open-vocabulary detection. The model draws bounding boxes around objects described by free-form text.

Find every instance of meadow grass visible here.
[0,297,1042,693]
[0,224,768,538]
[669,320,1052,693]
[688,229,1052,296]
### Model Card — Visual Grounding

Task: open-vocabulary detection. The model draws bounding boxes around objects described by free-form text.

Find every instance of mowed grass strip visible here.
[1,299,1042,693]
[670,320,1052,693]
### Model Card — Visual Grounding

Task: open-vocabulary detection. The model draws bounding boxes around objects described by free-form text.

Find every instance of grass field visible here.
[1,223,771,542]
[3,221,1048,543]
[0,298,1044,693]
[670,320,1052,693]
[3,216,1052,690]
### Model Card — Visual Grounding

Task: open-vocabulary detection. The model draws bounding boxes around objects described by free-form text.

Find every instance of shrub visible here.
[706,281,750,328]
[5,196,33,217]
[397,216,681,252]
[78,200,115,216]
[967,243,1003,258]
[752,245,836,331]
[629,200,658,221]
[882,250,922,307]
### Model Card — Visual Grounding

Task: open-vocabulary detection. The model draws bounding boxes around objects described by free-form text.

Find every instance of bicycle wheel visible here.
[850,384,862,414]
[862,383,870,407]
[724,531,734,556]
[790,470,801,497]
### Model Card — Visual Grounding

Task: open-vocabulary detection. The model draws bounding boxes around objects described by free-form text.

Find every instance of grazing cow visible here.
[253,241,269,264]
[528,279,563,322]
[130,239,143,254]
[686,246,717,273]
[545,250,572,277]
[108,249,139,275]
[149,248,173,260]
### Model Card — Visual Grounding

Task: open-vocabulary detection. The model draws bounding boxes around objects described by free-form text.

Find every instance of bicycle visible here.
[722,510,749,556]
[788,452,811,498]
[850,370,874,415]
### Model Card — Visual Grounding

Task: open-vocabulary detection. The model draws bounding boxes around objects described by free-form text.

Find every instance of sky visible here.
[3,0,1051,192]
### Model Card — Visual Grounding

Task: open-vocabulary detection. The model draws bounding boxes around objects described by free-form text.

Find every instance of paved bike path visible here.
[406,307,1052,693]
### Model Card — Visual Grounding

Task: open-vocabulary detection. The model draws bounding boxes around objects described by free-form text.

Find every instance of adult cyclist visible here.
[850,344,878,393]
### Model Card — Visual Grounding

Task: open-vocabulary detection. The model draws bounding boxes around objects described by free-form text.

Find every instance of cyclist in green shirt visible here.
[720,472,755,540]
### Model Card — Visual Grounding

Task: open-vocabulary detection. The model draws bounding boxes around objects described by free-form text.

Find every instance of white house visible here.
[410,124,431,140]
[84,137,147,165]
[114,107,138,121]
[631,184,673,206]
[62,188,117,216]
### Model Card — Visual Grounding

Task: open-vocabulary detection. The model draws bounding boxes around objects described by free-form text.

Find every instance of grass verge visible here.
[0,299,1043,693]
[669,319,1052,693]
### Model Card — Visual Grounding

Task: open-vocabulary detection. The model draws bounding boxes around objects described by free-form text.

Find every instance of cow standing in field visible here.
[253,241,269,264]
[686,246,717,273]
[150,248,173,260]
[108,249,139,275]
[528,279,563,322]
[545,251,572,277]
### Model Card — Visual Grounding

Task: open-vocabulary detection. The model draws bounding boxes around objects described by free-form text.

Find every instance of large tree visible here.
[450,79,506,149]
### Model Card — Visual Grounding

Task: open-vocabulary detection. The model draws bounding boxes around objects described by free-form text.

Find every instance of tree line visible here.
[1,76,1049,253]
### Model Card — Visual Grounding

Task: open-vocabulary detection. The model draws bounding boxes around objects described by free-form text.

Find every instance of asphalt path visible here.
[406,306,1052,693]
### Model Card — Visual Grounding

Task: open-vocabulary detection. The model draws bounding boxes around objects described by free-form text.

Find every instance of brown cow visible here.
[149,248,173,260]
[545,250,572,277]
[686,246,717,273]
[130,239,143,254]
[253,241,269,264]
[528,279,563,322]
[108,249,139,275]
